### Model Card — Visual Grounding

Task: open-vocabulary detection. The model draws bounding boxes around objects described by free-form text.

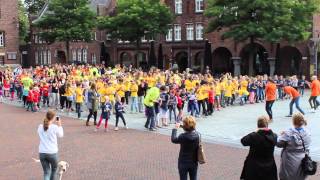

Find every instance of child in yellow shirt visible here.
[130,80,139,113]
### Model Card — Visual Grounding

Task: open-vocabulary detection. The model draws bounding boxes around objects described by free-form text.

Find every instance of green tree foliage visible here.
[205,0,317,43]
[25,0,47,15]
[35,0,96,62]
[98,0,173,46]
[18,0,29,45]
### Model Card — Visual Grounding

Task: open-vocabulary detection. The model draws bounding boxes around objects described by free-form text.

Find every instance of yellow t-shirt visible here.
[106,86,116,101]
[185,80,193,92]
[116,84,125,97]
[225,85,233,97]
[98,87,107,103]
[215,84,221,95]
[130,84,138,97]
[75,87,83,103]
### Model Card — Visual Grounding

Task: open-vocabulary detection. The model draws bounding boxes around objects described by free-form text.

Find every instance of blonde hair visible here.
[292,113,307,127]
[182,116,196,132]
[43,110,56,131]
[257,116,269,128]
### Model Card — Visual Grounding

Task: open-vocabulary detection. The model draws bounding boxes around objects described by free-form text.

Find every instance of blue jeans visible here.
[289,97,305,115]
[178,162,198,180]
[138,96,144,112]
[39,153,58,180]
[130,96,138,112]
[145,106,155,129]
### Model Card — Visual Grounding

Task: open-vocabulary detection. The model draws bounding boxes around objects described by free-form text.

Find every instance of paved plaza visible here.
[1,92,320,180]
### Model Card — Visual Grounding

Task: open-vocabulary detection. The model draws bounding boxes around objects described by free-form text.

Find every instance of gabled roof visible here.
[32,0,112,24]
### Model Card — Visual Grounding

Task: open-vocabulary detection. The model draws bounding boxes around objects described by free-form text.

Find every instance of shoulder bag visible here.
[197,132,206,164]
[296,133,317,175]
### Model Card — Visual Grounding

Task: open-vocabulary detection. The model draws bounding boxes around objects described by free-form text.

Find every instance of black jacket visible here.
[171,129,199,164]
[240,129,278,180]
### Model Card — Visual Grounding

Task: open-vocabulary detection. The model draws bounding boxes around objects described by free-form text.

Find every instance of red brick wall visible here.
[0,0,20,65]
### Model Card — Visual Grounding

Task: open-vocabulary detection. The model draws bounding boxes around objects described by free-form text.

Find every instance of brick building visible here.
[0,0,20,66]
[30,0,320,77]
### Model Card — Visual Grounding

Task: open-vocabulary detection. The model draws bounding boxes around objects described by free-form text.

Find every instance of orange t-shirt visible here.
[310,80,320,96]
[284,86,300,98]
[265,82,277,101]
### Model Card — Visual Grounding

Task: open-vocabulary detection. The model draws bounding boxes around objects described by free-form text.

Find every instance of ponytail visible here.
[43,110,56,131]
[43,118,50,131]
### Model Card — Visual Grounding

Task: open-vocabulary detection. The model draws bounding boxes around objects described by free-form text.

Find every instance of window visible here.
[174,24,181,41]
[72,50,77,61]
[166,27,173,42]
[92,53,96,64]
[77,49,82,62]
[195,0,204,12]
[0,32,4,47]
[35,51,39,65]
[39,51,43,64]
[43,51,47,64]
[106,33,111,40]
[48,51,51,64]
[7,52,17,60]
[175,0,182,14]
[186,24,194,40]
[82,49,87,63]
[196,23,204,40]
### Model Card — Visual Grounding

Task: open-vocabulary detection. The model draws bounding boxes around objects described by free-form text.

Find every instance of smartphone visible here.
[56,116,60,121]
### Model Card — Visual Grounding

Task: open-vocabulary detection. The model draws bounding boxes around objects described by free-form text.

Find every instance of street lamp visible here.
[309,30,320,76]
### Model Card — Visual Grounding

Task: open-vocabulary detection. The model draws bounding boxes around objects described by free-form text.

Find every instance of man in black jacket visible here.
[240,116,278,180]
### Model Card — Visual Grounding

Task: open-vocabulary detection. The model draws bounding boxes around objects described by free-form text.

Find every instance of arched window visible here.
[35,51,39,65]
[72,50,77,61]
[47,50,51,64]
[43,51,47,65]
[77,49,82,62]
[82,49,87,63]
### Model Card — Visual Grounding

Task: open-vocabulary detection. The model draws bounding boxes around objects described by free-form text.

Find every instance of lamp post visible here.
[310,30,320,76]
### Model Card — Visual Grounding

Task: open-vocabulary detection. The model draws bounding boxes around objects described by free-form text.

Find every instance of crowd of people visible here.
[0,63,319,131]
[0,63,318,180]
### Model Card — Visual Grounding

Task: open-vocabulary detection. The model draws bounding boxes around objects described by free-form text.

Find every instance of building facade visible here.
[0,0,20,66]
[30,0,320,77]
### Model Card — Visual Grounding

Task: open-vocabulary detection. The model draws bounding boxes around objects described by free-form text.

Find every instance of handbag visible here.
[197,132,206,164]
[296,133,317,175]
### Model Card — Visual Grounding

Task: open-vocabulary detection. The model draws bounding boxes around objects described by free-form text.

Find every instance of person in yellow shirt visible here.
[116,79,126,103]
[185,77,193,92]
[105,82,116,112]
[196,83,208,116]
[124,79,131,105]
[224,80,233,106]
[130,80,139,113]
[64,82,74,113]
[214,80,222,111]
[75,82,84,118]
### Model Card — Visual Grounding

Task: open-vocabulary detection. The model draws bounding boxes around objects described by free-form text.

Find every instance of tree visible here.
[25,0,47,15]
[205,0,318,75]
[98,0,173,46]
[35,0,96,63]
[18,0,29,45]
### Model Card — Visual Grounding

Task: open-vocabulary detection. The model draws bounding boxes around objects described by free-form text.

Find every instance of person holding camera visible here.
[38,110,64,180]
[171,116,199,180]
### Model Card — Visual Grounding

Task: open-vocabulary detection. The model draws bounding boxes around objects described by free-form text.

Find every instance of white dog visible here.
[33,158,69,180]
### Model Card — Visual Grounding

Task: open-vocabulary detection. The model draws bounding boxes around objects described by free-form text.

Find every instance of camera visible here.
[56,116,60,121]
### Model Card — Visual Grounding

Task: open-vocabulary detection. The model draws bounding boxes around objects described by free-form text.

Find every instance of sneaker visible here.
[149,128,156,131]
[94,128,98,132]
[311,109,316,113]
[114,127,119,131]
[125,126,128,129]
[285,115,292,117]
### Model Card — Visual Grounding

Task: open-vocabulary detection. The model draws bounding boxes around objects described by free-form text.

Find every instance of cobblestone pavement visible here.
[1,103,320,180]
